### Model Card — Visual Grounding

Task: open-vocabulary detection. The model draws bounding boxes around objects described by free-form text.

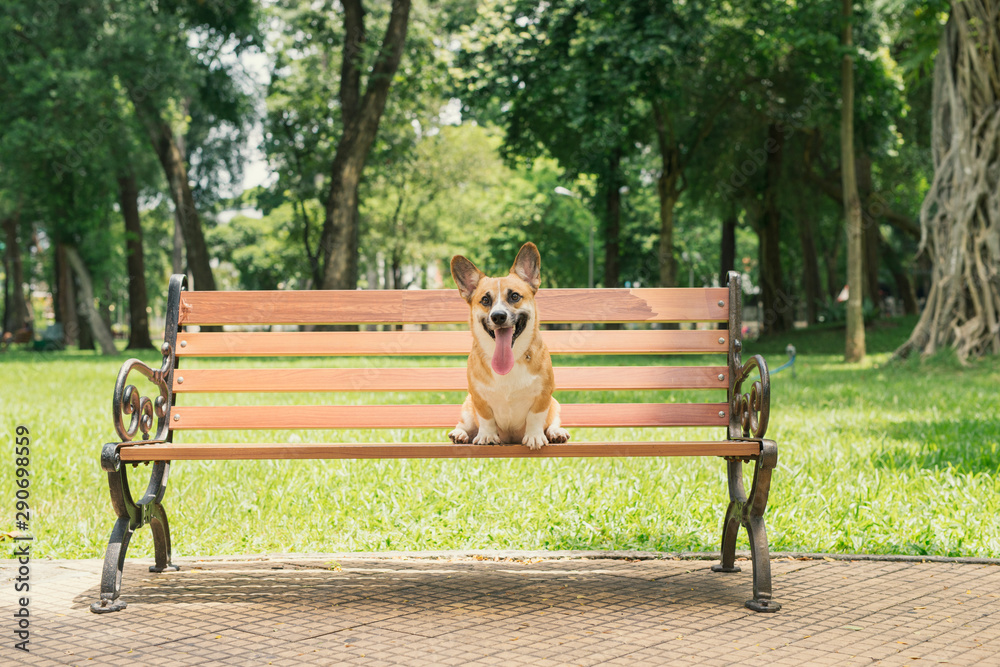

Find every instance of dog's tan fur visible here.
[448,243,569,450]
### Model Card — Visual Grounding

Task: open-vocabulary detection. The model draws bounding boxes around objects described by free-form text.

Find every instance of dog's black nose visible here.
[490,311,508,325]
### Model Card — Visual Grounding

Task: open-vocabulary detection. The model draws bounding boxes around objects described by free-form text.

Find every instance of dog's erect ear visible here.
[451,255,485,302]
[510,242,541,292]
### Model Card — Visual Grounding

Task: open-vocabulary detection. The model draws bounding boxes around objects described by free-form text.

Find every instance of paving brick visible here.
[2,555,1000,665]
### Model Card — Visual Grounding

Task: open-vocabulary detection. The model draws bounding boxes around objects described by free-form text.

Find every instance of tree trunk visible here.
[382,252,392,291]
[54,244,80,347]
[64,246,118,355]
[604,149,622,289]
[321,160,362,290]
[797,207,823,325]
[173,99,190,277]
[118,172,154,349]
[173,215,185,275]
[897,1,1000,360]
[657,176,678,288]
[100,276,114,334]
[842,0,866,362]
[759,123,791,335]
[856,152,881,312]
[863,216,881,309]
[718,209,738,331]
[841,0,867,359]
[78,296,95,350]
[823,238,841,300]
[882,233,919,315]
[2,214,31,334]
[2,243,7,334]
[391,253,402,291]
[391,251,403,331]
[320,0,411,291]
[719,209,737,288]
[130,95,216,292]
[653,103,680,288]
[296,199,322,288]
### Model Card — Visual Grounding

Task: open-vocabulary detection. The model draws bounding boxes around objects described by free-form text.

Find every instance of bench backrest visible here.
[151,275,746,441]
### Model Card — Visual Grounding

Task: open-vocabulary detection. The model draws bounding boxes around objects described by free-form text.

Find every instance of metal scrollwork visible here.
[113,341,174,442]
[733,354,770,439]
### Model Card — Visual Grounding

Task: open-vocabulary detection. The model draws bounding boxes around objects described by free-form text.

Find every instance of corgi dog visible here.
[448,242,570,450]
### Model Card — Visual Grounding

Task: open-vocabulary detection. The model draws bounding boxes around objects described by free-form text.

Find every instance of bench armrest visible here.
[100,439,170,472]
[732,354,770,439]
[113,342,175,444]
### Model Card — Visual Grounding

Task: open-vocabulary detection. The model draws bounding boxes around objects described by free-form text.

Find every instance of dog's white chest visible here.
[477,364,541,432]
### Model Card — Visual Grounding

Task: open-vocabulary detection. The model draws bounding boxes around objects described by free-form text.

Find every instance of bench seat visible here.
[117,440,763,461]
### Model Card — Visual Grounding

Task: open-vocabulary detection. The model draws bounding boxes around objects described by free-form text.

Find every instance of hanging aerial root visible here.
[895,0,1000,363]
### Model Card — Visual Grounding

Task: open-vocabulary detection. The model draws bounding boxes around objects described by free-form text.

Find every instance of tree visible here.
[1,0,258,348]
[897,0,1000,360]
[106,0,261,293]
[64,245,117,355]
[842,0,867,361]
[458,0,647,288]
[361,124,506,290]
[117,168,154,349]
[0,1,124,352]
[209,208,307,291]
[318,0,413,290]
[2,208,32,334]
[639,3,747,288]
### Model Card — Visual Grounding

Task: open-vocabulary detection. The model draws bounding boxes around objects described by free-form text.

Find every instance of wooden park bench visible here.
[92,271,781,614]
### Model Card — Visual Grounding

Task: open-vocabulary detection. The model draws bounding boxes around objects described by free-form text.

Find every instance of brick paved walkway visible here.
[2,553,999,665]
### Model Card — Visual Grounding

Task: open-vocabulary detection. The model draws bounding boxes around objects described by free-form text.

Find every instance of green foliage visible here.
[242,121,601,291]
[261,0,451,284]
[0,0,263,338]
[0,0,961,361]
[456,0,676,286]
[476,159,594,288]
[816,297,881,327]
[209,208,307,290]
[261,0,351,216]
[0,0,124,280]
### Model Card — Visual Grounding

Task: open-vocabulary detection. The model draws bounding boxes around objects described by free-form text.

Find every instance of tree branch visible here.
[806,169,920,240]
[12,29,49,61]
[340,0,365,127]
[356,0,412,139]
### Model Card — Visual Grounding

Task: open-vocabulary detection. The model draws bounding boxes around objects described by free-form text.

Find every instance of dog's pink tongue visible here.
[491,327,515,375]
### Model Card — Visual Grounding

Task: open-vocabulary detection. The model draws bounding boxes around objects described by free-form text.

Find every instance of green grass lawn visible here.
[2,315,998,560]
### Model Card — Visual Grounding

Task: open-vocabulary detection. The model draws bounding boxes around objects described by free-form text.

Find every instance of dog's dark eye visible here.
[480,294,492,307]
[509,292,521,303]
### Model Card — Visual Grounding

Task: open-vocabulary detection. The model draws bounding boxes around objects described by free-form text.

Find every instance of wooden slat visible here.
[175,329,730,357]
[178,288,730,325]
[172,366,729,393]
[167,403,729,430]
[118,440,760,461]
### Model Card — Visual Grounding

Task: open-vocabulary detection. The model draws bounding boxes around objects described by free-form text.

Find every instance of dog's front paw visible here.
[545,426,570,443]
[473,431,501,445]
[522,432,548,450]
[449,428,469,444]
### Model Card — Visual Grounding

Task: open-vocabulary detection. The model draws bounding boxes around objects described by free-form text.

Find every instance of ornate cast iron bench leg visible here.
[713,440,781,613]
[712,459,746,574]
[91,448,179,614]
[148,501,176,573]
[743,440,780,612]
